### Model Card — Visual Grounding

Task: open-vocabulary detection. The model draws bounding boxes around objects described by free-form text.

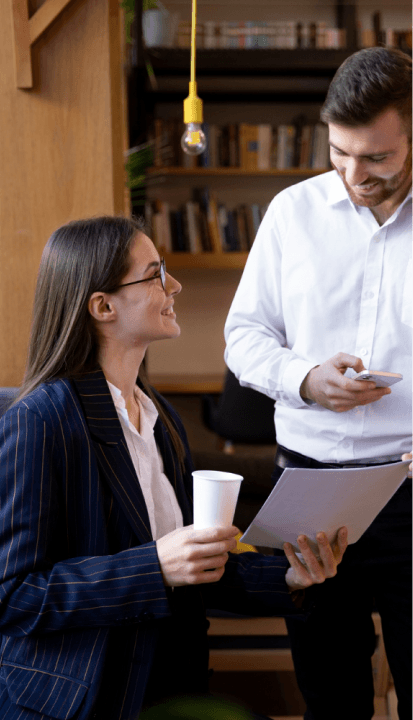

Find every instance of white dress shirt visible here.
[225,170,412,464]
[108,382,183,539]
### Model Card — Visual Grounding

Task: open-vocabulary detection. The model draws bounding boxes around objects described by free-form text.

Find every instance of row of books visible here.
[363,12,412,51]
[176,21,346,50]
[149,119,331,171]
[146,191,269,254]
[361,29,412,50]
[172,21,411,52]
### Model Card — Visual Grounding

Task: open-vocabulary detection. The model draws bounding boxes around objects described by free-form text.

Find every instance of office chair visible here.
[202,369,276,453]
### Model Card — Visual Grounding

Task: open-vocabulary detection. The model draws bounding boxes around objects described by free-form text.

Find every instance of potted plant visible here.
[142,0,170,47]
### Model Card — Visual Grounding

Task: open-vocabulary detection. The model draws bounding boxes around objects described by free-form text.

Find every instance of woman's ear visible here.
[88,292,116,323]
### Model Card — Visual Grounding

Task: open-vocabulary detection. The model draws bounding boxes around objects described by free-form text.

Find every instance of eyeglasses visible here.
[116,258,166,292]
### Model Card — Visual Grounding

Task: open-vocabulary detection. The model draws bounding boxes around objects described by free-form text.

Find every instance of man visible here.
[225,47,412,720]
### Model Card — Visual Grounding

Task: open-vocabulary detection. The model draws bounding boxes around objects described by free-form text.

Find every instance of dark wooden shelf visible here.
[162,252,248,270]
[144,48,356,75]
[147,167,328,178]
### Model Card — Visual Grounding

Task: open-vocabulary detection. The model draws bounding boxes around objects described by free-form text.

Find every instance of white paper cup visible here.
[192,470,243,529]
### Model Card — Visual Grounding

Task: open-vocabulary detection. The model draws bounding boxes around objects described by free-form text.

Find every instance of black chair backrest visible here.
[0,388,19,418]
[202,370,276,444]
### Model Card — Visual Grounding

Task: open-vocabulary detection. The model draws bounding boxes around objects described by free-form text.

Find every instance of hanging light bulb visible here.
[181,0,207,156]
[181,83,207,155]
[181,122,207,155]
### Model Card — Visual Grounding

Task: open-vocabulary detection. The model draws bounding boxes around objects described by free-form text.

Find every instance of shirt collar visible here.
[107,381,158,433]
[326,170,351,206]
[326,172,412,214]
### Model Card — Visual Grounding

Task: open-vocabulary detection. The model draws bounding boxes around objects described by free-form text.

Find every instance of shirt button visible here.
[364,291,374,300]
[360,348,368,356]
[343,441,351,449]
[374,236,381,242]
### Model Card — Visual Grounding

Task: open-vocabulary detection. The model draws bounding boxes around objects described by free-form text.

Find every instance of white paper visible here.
[241,460,410,552]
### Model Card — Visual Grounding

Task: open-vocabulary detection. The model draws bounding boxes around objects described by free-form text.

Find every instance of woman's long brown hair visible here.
[16,216,186,471]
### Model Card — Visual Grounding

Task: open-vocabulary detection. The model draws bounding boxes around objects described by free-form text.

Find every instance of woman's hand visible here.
[284,527,348,592]
[156,525,239,587]
[402,452,412,478]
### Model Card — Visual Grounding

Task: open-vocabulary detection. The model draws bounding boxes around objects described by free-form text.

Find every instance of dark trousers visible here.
[271,447,412,720]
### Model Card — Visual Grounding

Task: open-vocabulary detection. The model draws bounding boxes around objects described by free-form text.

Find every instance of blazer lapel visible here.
[72,370,153,544]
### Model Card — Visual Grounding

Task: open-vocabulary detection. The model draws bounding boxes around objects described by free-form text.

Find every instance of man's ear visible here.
[88,292,116,323]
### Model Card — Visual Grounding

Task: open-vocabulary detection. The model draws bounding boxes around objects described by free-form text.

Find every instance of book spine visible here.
[257,124,272,171]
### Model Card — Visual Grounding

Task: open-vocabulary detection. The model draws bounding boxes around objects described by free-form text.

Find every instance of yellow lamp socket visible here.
[183,82,204,124]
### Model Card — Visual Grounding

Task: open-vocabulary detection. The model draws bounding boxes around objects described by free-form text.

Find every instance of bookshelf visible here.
[163,252,248,270]
[131,1,411,393]
[134,10,345,392]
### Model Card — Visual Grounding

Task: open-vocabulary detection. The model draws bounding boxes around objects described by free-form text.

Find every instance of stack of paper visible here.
[241,460,410,552]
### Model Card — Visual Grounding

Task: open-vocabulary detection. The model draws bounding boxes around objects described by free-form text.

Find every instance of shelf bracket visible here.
[10,0,75,88]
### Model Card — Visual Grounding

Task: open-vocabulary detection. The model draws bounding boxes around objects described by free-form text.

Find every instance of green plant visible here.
[125,143,154,208]
[121,0,160,44]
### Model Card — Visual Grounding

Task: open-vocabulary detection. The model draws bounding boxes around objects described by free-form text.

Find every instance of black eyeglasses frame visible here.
[115,257,166,292]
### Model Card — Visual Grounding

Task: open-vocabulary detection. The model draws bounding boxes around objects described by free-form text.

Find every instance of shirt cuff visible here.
[281,358,319,409]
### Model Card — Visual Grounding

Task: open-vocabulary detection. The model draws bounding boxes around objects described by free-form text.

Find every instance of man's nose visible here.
[344,158,369,187]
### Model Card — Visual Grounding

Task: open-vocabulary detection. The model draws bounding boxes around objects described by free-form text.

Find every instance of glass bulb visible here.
[181,122,207,156]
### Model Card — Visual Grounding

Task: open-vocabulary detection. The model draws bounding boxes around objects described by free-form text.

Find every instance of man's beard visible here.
[332,146,412,208]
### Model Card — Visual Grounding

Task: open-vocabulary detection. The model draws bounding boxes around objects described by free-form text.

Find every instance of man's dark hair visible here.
[321,47,412,133]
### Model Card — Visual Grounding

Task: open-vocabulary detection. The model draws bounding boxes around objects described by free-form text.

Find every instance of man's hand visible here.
[156,525,239,587]
[284,527,348,591]
[300,353,391,412]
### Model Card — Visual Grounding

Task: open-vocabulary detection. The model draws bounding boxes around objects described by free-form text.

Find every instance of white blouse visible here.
[108,381,183,540]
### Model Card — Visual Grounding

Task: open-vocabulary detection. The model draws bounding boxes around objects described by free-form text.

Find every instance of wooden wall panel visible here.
[0,0,128,386]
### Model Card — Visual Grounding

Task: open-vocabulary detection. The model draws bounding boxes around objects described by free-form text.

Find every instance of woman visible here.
[0,216,347,720]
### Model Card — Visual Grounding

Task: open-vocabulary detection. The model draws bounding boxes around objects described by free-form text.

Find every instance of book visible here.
[217,204,230,251]
[159,201,173,253]
[243,204,255,249]
[226,210,240,251]
[170,210,187,252]
[208,193,224,252]
[299,124,314,169]
[236,206,250,251]
[257,124,272,170]
[185,201,203,253]
[197,207,212,252]
[228,124,239,167]
[311,123,329,169]
[251,204,262,236]
[276,125,296,169]
[239,123,258,171]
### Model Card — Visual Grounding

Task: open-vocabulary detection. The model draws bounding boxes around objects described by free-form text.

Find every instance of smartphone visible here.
[353,370,403,387]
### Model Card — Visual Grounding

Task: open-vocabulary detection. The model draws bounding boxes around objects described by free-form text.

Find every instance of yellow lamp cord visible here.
[190,0,197,85]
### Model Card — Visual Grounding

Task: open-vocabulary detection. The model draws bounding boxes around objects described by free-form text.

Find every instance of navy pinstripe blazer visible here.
[0,370,305,720]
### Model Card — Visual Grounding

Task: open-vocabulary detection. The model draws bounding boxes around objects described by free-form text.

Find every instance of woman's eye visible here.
[370,157,386,163]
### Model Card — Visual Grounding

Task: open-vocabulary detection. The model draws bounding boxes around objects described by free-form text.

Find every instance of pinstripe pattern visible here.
[0,370,303,719]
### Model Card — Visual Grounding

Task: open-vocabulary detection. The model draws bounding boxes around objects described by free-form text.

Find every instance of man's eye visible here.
[370,156,386,163]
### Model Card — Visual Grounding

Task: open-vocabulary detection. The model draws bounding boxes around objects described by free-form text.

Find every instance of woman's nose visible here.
[165,272,182,296]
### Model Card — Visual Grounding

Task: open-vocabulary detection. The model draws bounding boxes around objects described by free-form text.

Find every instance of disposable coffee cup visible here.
[192,470,243,529]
